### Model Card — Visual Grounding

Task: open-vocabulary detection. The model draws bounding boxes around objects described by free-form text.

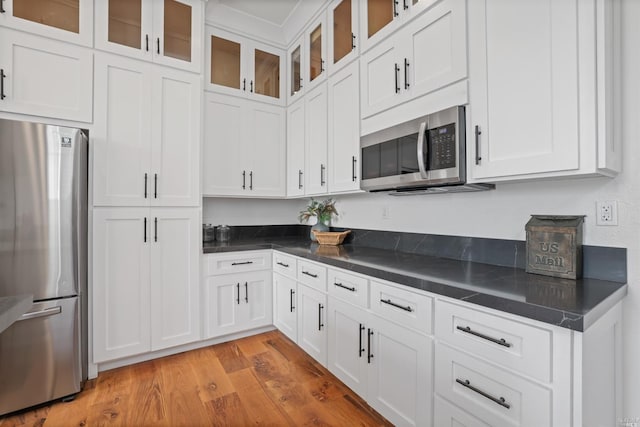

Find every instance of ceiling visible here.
[218,0,301,26]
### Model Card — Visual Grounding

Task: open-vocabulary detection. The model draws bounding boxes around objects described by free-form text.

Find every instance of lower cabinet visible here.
[93,207,200,363]
[297,284,328,365]
[273,273,297,342]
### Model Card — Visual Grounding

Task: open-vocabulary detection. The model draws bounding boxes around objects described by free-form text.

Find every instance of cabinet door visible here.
[367,314,433,427]
[246,102,286,197]
[306,13,328,93]
[468,0,580,180]
[149,208,200,350]
[273,273,297,342]
[286,99,306,197]
[328,61,360,193]
[328,0,359,74]
[359,33,402,118]
[434,396,491,427]
[202,93,245,196]
[238,271,273,330]
[304,83,328,195]
[297,285,328,366]
[204,274,244,338]
[287,36,305,104]
[93,53,153,206]
[150,67,201,206]
[0,0,93,47]
[153,0,203,73]
[95,0,154,62]
[93,208,151,363]
[359,0,397,53]
[0,28,93,123]
[206,27,246,97]
[249,41,285,106]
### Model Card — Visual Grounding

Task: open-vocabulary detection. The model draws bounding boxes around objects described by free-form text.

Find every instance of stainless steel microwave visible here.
[361,106,468,192]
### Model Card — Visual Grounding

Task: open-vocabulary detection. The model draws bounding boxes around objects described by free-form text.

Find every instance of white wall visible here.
[203,197,307,225]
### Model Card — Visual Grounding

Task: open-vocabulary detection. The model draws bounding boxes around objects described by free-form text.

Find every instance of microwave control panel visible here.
[428,123,456,170]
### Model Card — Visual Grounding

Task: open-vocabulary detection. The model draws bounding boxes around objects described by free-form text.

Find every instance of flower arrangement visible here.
[298,198,338,225]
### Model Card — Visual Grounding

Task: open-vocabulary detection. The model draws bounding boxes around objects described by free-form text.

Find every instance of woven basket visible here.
[312,230,351,246]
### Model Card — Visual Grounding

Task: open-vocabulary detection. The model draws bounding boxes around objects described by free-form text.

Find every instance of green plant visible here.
[298,198,338,224]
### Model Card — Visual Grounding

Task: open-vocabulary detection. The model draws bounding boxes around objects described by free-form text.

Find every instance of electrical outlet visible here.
[596,201,618,226]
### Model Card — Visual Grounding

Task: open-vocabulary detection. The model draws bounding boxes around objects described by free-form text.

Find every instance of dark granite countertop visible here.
[203,238,627,332]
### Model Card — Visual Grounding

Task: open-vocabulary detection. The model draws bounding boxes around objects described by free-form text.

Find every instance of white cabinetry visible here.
[286,98,306,197]
[202,92,286,197]
[273,273,298,342]
[0,0,93,46]
[0,28,93,122]
[95,0,203,73]
[467,0,621,182]
[297,284,327,365]
[93,53,200,207]
[304,83,329,195]
[93,207,201,363]
[327,0,359,74]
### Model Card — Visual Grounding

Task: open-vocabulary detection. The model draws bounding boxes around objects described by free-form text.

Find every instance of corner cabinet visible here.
[93,53,201,207]
[202,93,286,198]
[95,0,203,73]
[467,0,621,182]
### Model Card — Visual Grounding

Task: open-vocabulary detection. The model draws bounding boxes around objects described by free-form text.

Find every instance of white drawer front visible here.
[204,251,271,276]
[435,344,551,427]
[369,280,433,335]
[434,395,491,427]
[273,251,297,278]
[327,268,369,308]
[435,300,553,383]
[297,259,327,292]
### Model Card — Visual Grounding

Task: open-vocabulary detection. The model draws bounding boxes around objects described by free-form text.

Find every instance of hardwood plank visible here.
[186,346,236,403]
[203,392,252,426]
[214,341,252,374]
[160,353,210,427]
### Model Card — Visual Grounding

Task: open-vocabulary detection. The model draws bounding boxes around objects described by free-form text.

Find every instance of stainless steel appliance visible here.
[360,106,493,193]
[0,118,87,415]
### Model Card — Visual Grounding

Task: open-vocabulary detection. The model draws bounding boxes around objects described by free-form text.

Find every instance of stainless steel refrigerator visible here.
[0,118,87,416]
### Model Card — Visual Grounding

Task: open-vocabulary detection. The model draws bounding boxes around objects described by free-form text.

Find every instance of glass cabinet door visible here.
[309,23,323,82]
[13,0,80,34]
[367,0,393,39]
[107,0,142,49]
[162,0,192,62]
[210,36,241,90]
[333,0,352,64]
[254,49,280,99]
[290,45,302,96]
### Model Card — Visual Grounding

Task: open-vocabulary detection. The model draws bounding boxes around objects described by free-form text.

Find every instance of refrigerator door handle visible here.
[17,306,61,321]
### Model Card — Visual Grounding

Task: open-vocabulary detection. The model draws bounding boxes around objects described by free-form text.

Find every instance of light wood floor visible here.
[0,330,392,426]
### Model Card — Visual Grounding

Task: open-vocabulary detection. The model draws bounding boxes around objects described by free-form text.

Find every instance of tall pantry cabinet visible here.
[92,1,204,364]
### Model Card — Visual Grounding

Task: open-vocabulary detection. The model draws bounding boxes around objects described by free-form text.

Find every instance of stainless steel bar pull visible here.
[17,306,62,321]
[320,164,326,186]
[456,379,511,409]
[475,125,482,165]
[298,170,303,189]
[456,325,512,348]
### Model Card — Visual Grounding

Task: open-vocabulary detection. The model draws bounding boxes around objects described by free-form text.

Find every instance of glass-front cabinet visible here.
[0,0,93,46]
[206,27,284,106]
[306,13,327,93]
[95,0,203,73]
[328,0,359,74]
[287,35,305,104]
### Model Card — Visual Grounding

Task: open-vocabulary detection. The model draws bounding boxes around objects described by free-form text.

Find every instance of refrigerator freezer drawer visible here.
[0,297,81,416]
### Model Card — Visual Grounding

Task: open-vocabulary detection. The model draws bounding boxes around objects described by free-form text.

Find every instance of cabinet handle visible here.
[143,217,147,242]
[302,270,318,278]
[242,170,246,190]
[393,0,399,17]
[156,37,160,55]
[145,34,149,52]
[290,289,295,312]
[249,171,253,190]
[359,324,365,357]
[367,328,374,363]
[404,58,410,89]
[455,379,511,409]
[236,283,240,305]
[0,0,5,13]
[244,282,248,303]
[403,0,408,10]
[0,68,5,100]
[318,303,324,331]
[321,59,325,73]
[380,298,413,312]
[17,306,61,321]
[276,261,289,268]
[243,78,246,91]
[144,173,148,198]
[351,33,356,50]
[154,173,158,198]
[475,125,482,165]
[320,164,326,186]
[456,325,512,348]
[250,80,253,93]
[298,170,303,189]
[351,156,357,181]
[394,63,400,93]
[154,217,158,242]
[299,77,303,89]
[334,282,355,292]
[231,261,253,266]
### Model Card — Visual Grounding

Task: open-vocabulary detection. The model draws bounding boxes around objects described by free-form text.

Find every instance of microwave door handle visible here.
[417,121,428,178]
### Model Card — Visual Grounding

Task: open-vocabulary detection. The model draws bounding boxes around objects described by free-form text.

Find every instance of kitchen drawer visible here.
[434,395,491,427]
[297,259,327,292]
[204,250,272,276]
[435,343,551,427]
[327,268,368,308]
[369,280,433,335]
[435,299,552,383]
[273,251,297,279]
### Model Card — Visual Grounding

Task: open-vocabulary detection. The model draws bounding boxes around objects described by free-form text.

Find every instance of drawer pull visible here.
[359,324,365,357]
[380,298,413,312]
[276,261,290,268]
[456,325,512,348]
[455,378,511,409]
[231,261,254,266]
[301,270,318,278]
[334,282,356,292]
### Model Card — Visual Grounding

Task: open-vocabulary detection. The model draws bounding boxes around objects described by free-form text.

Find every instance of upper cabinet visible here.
[206,27,285,106]
[95,0,203,73]
[0,0,93,46]
[287,13,328,104]
[287,35,305,104]
[467,0,621,182]
[327,0,359,74]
